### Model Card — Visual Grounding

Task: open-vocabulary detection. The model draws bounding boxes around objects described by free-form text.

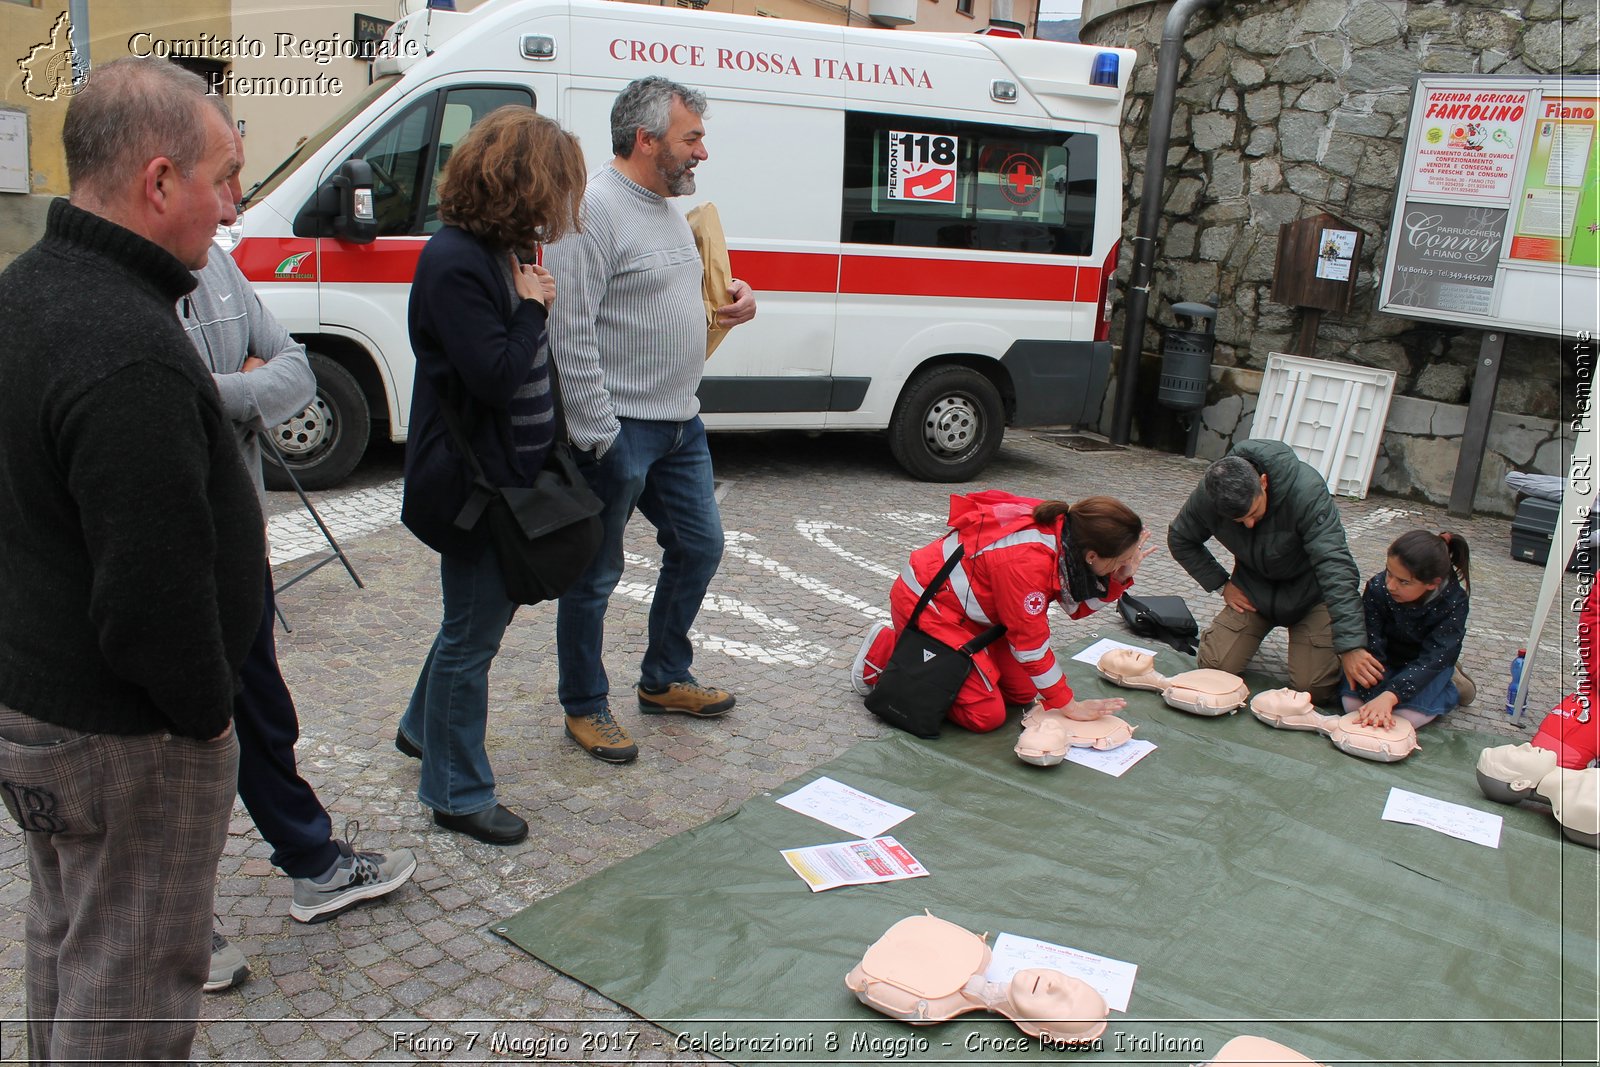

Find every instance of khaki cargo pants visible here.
[1197,602,1342,706]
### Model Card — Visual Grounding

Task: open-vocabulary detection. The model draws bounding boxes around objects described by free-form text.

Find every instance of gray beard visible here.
[660,160,696,196]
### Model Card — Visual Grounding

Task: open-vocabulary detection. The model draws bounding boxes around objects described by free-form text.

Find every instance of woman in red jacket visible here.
[852,491,1152,732]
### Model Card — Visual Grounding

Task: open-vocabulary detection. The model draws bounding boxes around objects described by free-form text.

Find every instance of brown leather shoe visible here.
[1453,666,1476,706]
[637,681,735,717]
[565,708,639,763]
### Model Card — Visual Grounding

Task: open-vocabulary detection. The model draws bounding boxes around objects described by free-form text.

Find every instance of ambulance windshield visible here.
[240,75,403,210]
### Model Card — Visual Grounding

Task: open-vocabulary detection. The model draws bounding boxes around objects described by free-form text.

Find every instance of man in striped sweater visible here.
[546,76,757,763]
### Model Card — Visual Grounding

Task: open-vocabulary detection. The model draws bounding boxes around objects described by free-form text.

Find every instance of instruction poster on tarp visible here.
[1379,75,1599,339]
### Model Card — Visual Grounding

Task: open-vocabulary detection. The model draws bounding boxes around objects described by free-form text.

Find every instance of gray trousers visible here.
[1197,601,1343,706]
[0,704,237,1064]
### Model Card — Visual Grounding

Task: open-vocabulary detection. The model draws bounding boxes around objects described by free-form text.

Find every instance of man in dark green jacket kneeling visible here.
[1168,439,1382,705]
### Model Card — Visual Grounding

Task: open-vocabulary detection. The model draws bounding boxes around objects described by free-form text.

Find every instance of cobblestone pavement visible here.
[0,428,1580,1063]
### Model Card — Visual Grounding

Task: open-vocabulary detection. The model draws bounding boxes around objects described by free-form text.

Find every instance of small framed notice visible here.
[0,110,29,195]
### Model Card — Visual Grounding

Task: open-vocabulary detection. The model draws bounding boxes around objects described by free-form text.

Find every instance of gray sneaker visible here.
[290,822,418,924]
[204,929,249,993]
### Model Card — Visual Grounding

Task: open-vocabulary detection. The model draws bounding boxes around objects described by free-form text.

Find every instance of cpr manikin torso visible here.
[1535,766,1600,847]
[845,913,1108,1045]
[1096,649,1248,716]
[1249,688,1420,763]
[1015,705,1136,767]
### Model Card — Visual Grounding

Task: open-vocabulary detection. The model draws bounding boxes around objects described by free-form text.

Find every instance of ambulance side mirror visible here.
[293,159,377,243]
[330,159,377,244]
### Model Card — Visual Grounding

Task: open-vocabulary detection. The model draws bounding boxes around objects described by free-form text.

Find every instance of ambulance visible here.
[226,0,1134,488]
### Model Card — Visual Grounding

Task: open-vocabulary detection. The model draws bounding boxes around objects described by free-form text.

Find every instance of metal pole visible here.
[1109,0,1222,445]
[68,0,90,86]
[1447,330,1505,516]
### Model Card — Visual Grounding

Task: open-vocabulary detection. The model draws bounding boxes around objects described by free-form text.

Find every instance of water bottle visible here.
[1505,648,1526,718]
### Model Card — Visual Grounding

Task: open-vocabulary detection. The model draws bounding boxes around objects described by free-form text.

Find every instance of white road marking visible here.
[797,521,902,582]
[614,552,845,667]
[723,531,890,621]
[263,477,898,669]
[268,480,402,566]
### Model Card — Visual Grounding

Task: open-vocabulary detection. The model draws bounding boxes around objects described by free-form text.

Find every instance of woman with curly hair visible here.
[396,107,586,844]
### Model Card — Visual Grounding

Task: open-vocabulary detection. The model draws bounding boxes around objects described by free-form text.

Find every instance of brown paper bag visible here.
[686,202,732,359]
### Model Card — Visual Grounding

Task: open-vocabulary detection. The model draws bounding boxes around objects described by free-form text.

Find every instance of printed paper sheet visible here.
[777,776,913,839]
[985,933,1139,1013]
[780,836,929,893]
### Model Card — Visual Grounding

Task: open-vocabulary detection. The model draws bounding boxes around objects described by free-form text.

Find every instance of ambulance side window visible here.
[424,87,536,233]
[353,86,532,237]
[356,95,437,238]
[840,112,1097,257]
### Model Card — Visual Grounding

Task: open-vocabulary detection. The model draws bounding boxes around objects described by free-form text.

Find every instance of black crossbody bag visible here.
[437,356,604,605]
[864,545,1006,739]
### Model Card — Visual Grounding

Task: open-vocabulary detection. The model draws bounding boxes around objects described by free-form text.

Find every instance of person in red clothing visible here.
[1532,579,1600,769]
[851,492,1153,732]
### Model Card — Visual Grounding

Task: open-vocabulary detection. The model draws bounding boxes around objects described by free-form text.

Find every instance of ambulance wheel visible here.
[889,365,1004,482]
[262,353,370,491]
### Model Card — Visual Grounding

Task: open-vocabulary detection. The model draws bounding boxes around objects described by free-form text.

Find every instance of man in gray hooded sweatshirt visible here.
[179,131,414,992]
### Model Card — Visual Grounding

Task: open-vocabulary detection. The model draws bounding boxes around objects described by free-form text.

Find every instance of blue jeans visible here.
[1341,663,1460,718]
[556,417,723,717]
[400,548,518,815]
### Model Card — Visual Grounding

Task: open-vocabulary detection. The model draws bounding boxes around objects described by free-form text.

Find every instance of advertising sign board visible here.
[1380,76,1599,339]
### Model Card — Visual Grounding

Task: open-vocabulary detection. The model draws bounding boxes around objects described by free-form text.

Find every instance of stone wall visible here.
[1080,0,1596,514]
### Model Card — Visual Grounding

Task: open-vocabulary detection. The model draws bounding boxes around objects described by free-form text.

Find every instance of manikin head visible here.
[1475,743,1560,803]
[1008,968,1108,1044]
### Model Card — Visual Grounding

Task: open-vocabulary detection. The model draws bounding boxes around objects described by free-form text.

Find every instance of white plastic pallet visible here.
[1250,352,1396,499]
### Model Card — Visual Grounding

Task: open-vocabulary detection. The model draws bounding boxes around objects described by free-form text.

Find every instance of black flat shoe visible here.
[432,804,528,845]
[395,730,422,759]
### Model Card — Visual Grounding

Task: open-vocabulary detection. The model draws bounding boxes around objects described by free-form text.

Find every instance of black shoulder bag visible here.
[437,354,604,605]
[1117,592,1199,656]
[864,545,1006,739]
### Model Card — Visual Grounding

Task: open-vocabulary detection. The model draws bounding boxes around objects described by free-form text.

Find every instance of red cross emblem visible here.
[999,153,1042,206]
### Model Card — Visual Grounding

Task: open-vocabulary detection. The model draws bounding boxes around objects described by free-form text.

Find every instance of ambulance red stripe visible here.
[235,238,1100,302]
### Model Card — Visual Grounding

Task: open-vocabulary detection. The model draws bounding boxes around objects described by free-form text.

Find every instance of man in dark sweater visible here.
[0,58,262,1063]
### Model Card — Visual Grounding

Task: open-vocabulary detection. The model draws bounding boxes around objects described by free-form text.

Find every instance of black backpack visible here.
[1117,593,1199,656]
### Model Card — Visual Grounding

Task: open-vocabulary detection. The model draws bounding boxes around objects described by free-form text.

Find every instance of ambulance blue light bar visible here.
[1090,51,1120,87]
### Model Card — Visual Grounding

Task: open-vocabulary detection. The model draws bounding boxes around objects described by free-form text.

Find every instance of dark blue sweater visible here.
[1354,571,1470,702]
[401,226,553,558]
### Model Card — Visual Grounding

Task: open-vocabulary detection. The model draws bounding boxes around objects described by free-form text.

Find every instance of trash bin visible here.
[1158,302,1217,411]
[1157,301,1217,458]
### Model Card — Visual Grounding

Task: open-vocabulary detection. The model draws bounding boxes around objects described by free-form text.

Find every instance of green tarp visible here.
[499,642,1598,1064]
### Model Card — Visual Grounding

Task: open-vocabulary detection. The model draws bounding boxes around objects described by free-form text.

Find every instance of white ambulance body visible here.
[228,0,1133,487]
